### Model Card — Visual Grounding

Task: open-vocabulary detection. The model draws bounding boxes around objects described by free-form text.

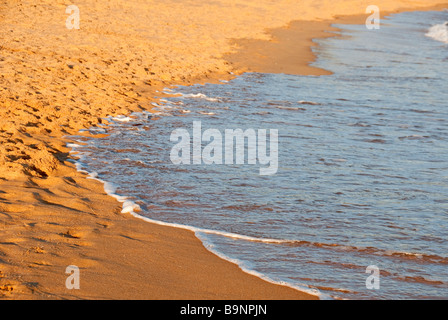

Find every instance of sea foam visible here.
[426,22,448,44]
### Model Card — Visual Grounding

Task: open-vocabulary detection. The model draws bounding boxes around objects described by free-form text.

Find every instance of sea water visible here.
[70,10,448,299]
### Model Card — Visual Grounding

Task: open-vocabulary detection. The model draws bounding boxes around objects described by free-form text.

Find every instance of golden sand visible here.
[0,0,447,299]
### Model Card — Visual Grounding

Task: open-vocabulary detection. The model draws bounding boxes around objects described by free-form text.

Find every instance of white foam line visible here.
[125,209,325,299]
[426,22,448,44]
[76,161,324,298]
[111,115,133,122]
[196,232,327,299]
[128,211,287,243]
[170,92,220,102]
[65,108,325,300]
[67,143,82,148]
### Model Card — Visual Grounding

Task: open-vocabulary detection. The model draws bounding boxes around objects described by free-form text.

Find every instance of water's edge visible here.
[66,8,448,300]
[67,138,325,299]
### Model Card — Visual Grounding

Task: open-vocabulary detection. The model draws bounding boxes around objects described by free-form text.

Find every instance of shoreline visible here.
[1,0,447,299]
[225,3,448,76]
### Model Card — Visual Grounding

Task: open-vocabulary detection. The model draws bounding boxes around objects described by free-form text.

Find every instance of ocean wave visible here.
[66,143,448,270]
[426,22,448,44]
[67,139,448,270]
[66,139,324,298]
[179,93,220,102]
[196,232,326,299]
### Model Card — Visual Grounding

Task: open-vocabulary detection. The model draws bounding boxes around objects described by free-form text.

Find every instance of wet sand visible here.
[0,0,447,299]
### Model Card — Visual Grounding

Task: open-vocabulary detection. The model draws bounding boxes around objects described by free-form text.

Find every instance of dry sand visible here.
[0,0,447,299]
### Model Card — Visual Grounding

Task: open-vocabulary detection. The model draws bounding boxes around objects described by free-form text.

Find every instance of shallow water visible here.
[70,10,448,299]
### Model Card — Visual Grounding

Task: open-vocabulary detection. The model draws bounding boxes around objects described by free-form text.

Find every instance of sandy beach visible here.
[1,0,447,299]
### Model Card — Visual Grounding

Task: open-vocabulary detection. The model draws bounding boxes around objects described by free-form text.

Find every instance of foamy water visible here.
[69,10,448,299]
[426,21,448,43]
